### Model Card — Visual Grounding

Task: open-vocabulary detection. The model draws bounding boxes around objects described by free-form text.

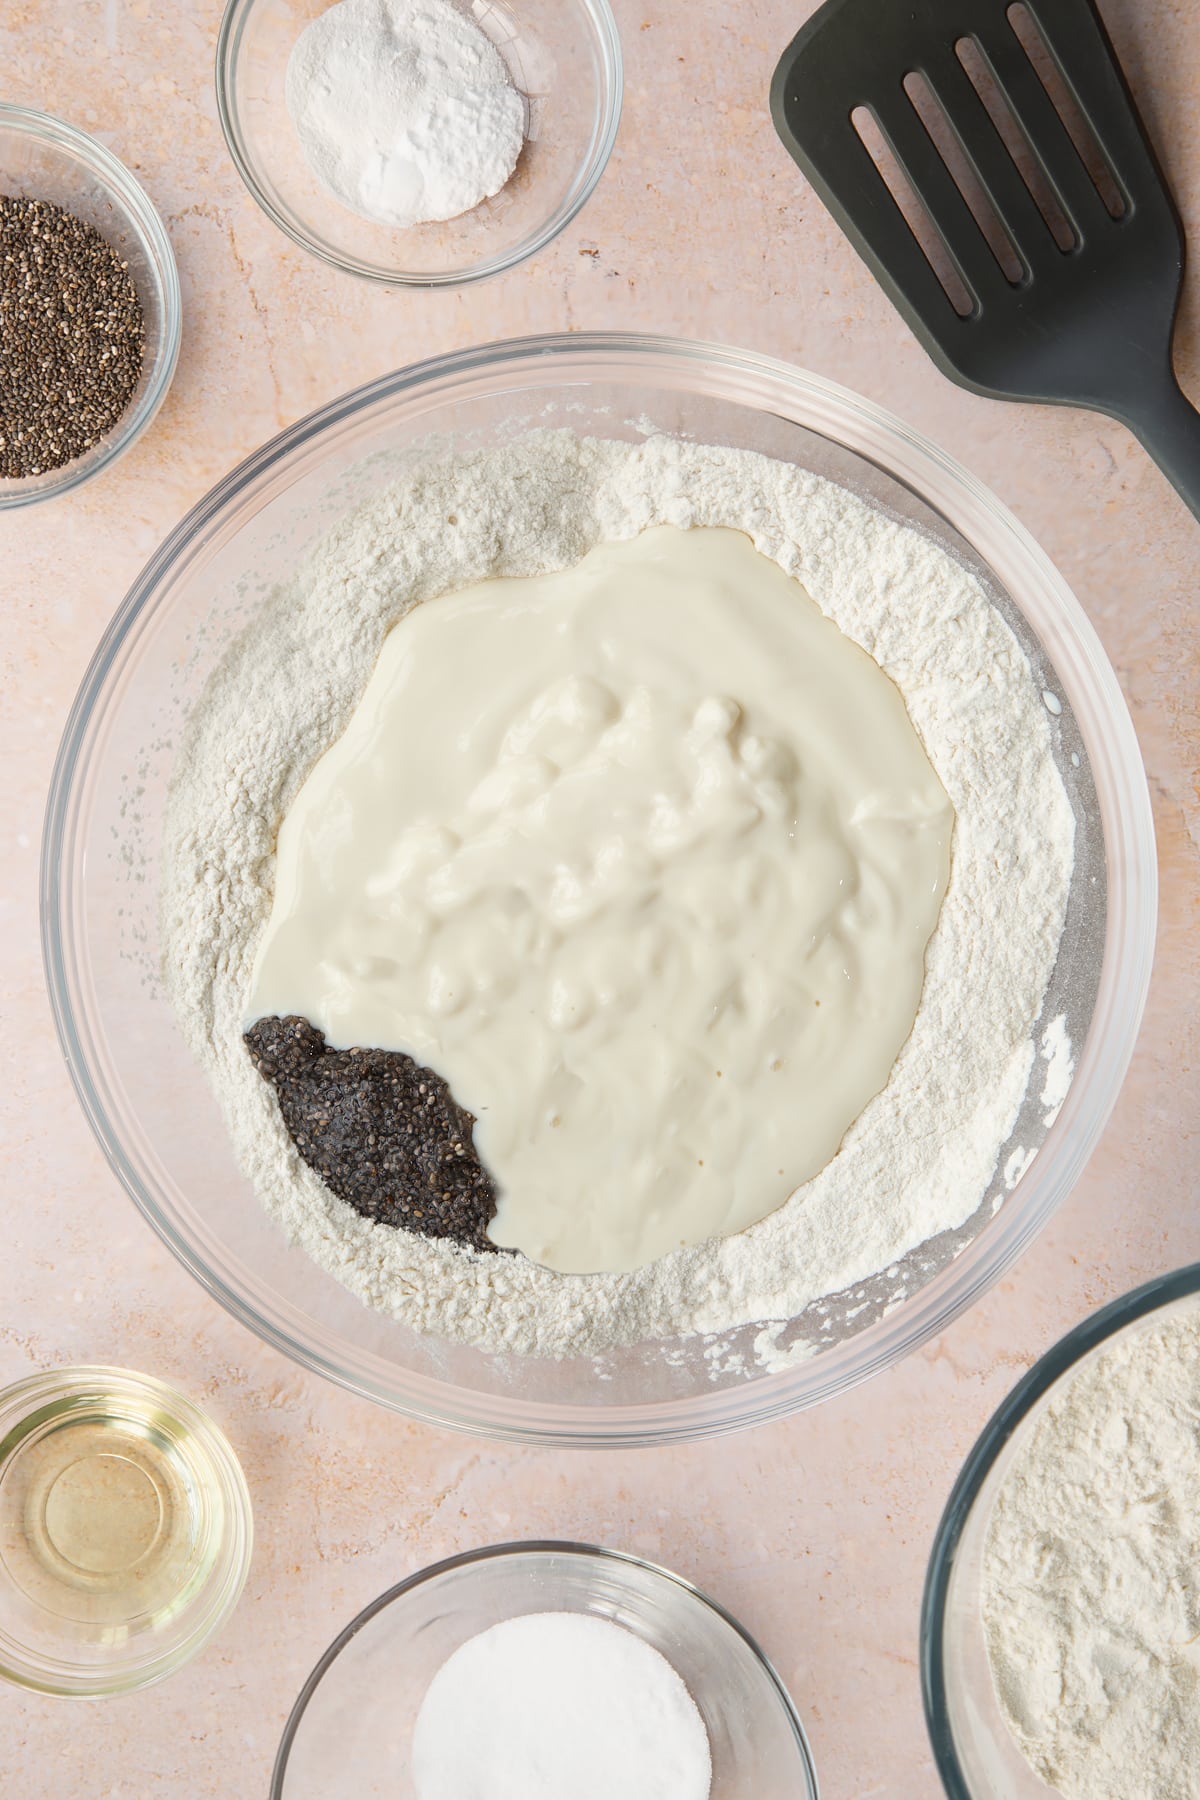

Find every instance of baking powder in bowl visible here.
[411,1612,712,1799]
[286,0,525,229]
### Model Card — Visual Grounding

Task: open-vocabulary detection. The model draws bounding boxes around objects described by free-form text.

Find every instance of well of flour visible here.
[983,1307,1200,1800]
[161,430,1075,1361]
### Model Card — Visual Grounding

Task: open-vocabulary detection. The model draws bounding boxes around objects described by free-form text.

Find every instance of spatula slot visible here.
[902,70,1026,283]
[1006,2,1127,219]
[954,35,1078,250]
[850,103,975,317]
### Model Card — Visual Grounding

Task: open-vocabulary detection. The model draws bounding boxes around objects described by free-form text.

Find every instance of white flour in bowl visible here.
[983,1308,1200,1799]
[161,431,1074,1359]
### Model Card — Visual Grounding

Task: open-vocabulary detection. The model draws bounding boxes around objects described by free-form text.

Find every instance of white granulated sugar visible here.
[161,432,1075,1360]
[412,1612,711,1800]
[984,1309,1200,1799]
[286,0,525,229]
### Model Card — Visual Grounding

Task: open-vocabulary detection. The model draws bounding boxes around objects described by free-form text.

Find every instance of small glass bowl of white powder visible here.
[922,1263,1200,1800]
[215,0,621,285]
[270,1541,819,1798]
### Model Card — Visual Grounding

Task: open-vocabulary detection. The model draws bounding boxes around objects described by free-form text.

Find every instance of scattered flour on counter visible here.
[984,1308,1200,1799]
[161,431,1075,1360]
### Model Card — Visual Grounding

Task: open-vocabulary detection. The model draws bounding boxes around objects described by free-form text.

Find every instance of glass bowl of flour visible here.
[215,0,621,285]
[41,333,1155,1446]
[270,1542,819,1797]
[922,1264,1200,1799]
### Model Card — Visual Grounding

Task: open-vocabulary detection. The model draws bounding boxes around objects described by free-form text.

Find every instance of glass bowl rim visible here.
[269,1537,821,1797]
[213,0,624,288]
[919,1260,1200,1798]
[40,330,1157,1447]
[0,1362,254,1697]
[0,102,182,511]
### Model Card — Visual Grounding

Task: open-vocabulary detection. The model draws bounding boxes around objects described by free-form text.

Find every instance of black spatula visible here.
[771,0,1200,519]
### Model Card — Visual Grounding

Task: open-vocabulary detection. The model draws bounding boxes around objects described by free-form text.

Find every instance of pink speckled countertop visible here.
[3,0,1199,1793]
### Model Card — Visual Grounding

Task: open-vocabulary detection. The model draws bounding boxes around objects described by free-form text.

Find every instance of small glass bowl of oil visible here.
[0,1367,252,1695]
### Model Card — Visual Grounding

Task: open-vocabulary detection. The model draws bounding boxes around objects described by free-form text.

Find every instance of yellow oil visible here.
[0,1394,209,1632]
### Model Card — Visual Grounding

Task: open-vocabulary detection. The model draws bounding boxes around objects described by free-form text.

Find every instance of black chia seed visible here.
[1,194,146,479]
[244,1015,504,1255]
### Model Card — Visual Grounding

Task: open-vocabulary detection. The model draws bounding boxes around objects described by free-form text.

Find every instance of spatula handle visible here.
[1114,370,1200,524]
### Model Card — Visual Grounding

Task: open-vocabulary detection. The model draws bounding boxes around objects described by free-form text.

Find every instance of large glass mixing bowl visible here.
[41,334,1156,1446]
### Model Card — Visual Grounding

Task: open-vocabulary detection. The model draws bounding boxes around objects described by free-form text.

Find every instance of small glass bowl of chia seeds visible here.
[0,105,181,509]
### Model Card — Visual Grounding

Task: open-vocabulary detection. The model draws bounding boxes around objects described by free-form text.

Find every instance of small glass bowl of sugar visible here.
[271,1541,819,1797]
[215,0,622,287]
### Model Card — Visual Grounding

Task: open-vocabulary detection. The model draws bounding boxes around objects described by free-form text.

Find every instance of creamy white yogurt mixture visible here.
[248,526,953,1274]
[162,431,1075,1360]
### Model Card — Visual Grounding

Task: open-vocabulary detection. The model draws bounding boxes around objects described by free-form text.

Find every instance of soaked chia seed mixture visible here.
[244,1015,501,1254]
